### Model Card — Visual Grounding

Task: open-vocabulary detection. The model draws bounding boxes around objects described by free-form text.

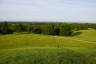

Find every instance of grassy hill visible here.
[0,29,96,64]
[72,29,96,42]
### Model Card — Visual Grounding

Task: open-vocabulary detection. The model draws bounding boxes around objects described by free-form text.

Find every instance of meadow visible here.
[0,29,96,64]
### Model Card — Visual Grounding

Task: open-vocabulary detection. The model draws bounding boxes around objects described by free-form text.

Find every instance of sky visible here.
[0,0,96,23]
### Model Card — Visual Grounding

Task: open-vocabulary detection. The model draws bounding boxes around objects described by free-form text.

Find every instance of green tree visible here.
[26,24,34,32]
[43,24,54,35]
[15,24,26,32]
[53,25,60,35]
[0,22,13,34]
[32,25,42,34]
[60,24,73,36]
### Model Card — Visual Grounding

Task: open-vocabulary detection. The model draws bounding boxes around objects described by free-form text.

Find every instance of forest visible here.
[0,22,96,36]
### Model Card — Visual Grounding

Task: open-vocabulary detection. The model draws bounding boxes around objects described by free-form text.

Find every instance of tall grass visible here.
[0,48,96,64]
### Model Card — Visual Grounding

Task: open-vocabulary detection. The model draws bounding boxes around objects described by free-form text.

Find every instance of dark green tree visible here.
[0,22,13,34]
[26,24,34,32]
[15,24,26,32]
[43,24,55,35]
[60,24,73,36]
[32,25,42,34]
[53,25,60,35]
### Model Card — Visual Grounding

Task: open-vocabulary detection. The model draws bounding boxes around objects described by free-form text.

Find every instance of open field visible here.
[0,29,96,64]
[0,0,96,63]
[0,29,96,49]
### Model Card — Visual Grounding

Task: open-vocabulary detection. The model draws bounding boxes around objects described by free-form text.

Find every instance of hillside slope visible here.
[0,29,96,50]
[0,29,96,64]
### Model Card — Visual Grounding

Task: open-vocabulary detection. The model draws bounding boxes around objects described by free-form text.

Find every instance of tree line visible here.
[0,22,96,36]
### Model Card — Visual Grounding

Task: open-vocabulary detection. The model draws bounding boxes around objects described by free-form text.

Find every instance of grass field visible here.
[0,29,96,64]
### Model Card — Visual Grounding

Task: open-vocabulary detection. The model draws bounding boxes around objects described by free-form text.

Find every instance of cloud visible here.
[0,0,96,22]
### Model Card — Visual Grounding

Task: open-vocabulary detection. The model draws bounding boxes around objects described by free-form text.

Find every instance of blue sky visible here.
[0,0,96,22]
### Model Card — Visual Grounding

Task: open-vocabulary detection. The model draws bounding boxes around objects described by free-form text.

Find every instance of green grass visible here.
[0,29,96,49]
[72,29,96,42]
[0,29,96,64]
[0,48,96,64]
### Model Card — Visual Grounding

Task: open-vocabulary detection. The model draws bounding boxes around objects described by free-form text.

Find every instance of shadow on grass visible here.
[72,32,82,36]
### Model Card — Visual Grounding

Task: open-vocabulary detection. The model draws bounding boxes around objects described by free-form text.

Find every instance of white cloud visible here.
[0,0,96,22]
